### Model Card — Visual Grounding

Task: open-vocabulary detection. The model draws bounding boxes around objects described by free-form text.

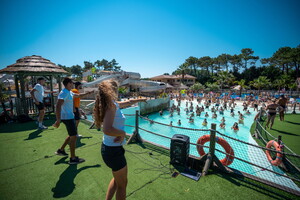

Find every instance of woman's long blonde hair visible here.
[93,79,119,129]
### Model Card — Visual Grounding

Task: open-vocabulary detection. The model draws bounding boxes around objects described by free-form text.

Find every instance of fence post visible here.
[202,123,216,176]
[259,108,263,121]
[135,110,139,136]
[210,123,217,157]
[127,110,143,144]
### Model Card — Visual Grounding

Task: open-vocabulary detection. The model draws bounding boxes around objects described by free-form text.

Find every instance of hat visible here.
[37,77,45,81]
[74,82,82,87]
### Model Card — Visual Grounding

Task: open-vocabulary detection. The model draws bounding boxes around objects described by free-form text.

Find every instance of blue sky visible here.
[0,0,299,78]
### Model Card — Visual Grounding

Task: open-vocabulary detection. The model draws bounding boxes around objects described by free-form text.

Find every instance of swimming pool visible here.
[122,100,299,192]
[86,100,299,192]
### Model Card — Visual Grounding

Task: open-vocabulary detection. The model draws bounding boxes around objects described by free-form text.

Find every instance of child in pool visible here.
[205,112,209,117]
[177,119,181,125]
[212,112,217,119]
[202,118,208,126]
[221,117,225,123]
[219,122,225,129]
[170,121,173,126]
[159,110,163,116]
[231,122,239,132]
[239,115,244,124]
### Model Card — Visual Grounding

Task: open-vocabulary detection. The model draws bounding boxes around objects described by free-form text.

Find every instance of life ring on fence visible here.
[265,140,283,166]
[196,135,234,166]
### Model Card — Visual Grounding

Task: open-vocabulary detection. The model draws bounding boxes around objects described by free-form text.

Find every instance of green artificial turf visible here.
[0,118,298,200]
[251,114,300,155]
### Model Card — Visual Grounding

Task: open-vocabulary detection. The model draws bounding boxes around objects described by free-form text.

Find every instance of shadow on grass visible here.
[24,129,43,140]
[75,136,92,148]
[285,120,300,126]
[0,118,56,133]
[271,129,299,136]
[51,160,101,198]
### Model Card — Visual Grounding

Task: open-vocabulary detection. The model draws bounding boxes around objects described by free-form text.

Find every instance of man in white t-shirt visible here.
[30,77,56,129]
[53,77,92,165]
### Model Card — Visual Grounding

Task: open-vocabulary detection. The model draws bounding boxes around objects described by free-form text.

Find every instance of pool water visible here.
[86,100,299,191]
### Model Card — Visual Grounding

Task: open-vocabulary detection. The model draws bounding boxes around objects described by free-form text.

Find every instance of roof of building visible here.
[150,74,196,79]
[0,55,68,75]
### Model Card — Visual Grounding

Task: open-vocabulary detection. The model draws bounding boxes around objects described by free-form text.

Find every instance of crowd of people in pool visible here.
[157,96,252,132]
[150,91,294,132]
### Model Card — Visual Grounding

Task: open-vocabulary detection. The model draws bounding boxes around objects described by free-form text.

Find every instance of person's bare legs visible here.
[270,115,276,129]
[38,109,45,124]
[105,178,117,200]
[106,165,128,200]
[69,135,77,158]
[60,136,70,151]
[279,111,284,121]
[266,116,271,128]
[76,120,80,127]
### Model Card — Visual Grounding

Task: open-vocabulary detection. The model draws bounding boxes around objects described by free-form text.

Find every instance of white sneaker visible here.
[38,125,48,130]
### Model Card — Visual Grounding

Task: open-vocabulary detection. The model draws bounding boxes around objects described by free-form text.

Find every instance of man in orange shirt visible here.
[72,82,93,137]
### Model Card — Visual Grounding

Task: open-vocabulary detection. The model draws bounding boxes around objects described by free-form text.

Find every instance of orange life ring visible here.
[265,140,283,166]
[196,135,234,166]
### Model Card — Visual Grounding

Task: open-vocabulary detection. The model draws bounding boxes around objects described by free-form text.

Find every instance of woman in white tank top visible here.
[94,80,146,200]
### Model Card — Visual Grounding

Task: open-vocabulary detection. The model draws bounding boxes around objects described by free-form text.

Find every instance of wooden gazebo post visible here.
[19,74,28,115]
[14,75,20,98]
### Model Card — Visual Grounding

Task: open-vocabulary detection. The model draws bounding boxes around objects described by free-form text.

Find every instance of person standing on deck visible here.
[265,99,283,129]
[94,79,146,200]
[277,95,288,121]
[53,78,92,164]
[71,81,93,137]
[30,77,56,130]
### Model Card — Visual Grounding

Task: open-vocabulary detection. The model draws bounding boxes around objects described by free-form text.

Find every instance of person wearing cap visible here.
[53,78,93,165]
[30,77,56,130]
[71,81,92,137]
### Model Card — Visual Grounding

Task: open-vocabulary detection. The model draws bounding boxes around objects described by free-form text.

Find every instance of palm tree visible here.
[250,76,270,95]
[234,79,249,97]
[214,71,235,92]
[205,82,220,92]
[174,63,189,84]
[273,74,292,91]
[190,83,205,93]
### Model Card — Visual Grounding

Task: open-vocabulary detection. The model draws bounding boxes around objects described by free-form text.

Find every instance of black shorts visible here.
[36,102,45,110]
[101,143,127,172]
[61,119,77,136]
[74,108,81,120]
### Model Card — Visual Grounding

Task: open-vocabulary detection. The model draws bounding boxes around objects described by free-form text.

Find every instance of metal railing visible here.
[124,111,300,196]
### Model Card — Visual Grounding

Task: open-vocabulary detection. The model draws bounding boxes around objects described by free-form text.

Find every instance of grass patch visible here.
[0,118,299,200]
[251,114,300,154]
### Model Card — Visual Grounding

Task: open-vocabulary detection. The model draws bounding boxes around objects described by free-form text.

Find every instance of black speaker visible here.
[170,134,190,166]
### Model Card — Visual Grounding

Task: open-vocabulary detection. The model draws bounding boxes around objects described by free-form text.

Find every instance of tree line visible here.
[58,58,122,78]
[172,45,300,92]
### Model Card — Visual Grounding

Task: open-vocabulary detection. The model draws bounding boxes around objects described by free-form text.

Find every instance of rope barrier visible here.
[255,111,298,155]
[216,130,300,158]
[214,148,300,183]
[139,115,211,132]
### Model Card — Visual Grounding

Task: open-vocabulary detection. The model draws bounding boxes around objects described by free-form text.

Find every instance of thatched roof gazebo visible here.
[0,55,68,116]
